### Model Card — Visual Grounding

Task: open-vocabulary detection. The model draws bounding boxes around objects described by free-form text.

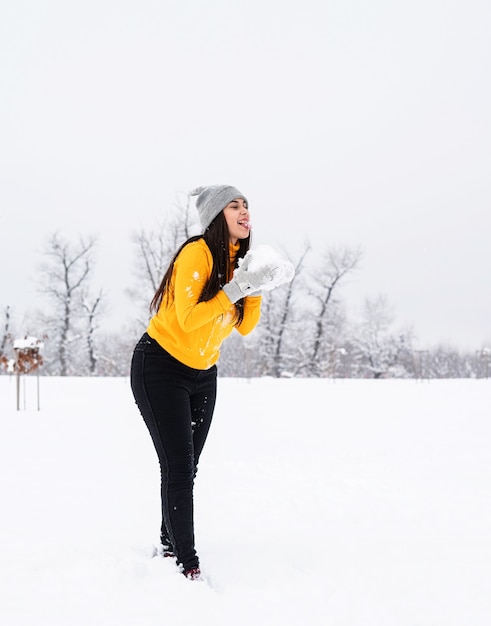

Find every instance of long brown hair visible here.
[150,212,251,324]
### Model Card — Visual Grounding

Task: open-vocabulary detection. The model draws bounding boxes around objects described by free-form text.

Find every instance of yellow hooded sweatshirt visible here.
[147,239,262,370]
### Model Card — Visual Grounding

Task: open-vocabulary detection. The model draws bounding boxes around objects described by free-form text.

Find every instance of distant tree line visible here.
[1,202,490,379]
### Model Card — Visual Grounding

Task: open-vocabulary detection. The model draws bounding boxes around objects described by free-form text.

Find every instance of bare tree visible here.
[129,194,199,323]
[352,295,413,378]
[303,245,362,376]
[474,348,491,379]
[256,243,311,377]
[39,233,97,375]
[218,331,259,377]
[223,243,361,378]
[423,344,474,379]
[1,305,11,355]
[81,289,104,375]
[272,244,311,376]
[0,306,12,371]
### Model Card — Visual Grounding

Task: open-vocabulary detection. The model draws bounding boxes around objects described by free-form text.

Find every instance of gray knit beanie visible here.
[190,185,248,231]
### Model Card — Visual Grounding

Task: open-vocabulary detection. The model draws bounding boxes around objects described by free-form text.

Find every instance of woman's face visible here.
[223,198,251,244]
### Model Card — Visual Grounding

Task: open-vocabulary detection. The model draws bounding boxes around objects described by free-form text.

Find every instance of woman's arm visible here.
[173,242,233,332]
[235,295,262,336]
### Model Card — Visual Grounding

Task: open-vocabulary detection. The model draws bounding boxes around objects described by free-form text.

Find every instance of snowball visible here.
[243,244,295,290]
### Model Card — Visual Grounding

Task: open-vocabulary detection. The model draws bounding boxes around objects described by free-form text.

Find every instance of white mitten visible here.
[223,246,295,304]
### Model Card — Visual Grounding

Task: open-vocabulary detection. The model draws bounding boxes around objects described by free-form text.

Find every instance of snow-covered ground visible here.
[0,375,490,626]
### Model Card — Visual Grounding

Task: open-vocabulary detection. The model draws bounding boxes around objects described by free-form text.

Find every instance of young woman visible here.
[130,185,290,580]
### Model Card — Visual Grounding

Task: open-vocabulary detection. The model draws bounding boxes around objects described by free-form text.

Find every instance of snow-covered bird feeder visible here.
[13,336,44,410]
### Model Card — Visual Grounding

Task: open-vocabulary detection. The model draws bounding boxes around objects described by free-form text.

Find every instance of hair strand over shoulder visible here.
[149,213,251,324]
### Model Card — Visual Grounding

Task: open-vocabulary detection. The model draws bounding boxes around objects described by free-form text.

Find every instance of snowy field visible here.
[0,375,490,626]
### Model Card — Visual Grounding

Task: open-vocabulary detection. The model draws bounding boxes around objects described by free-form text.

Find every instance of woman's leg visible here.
[159,375,216,554]
[190,368,217,474]
[130,336,216,571]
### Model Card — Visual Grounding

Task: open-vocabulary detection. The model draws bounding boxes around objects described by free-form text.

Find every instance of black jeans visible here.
[130,333,217,571]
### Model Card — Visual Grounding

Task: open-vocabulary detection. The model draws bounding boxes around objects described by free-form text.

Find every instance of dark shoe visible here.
[183,567,202,581]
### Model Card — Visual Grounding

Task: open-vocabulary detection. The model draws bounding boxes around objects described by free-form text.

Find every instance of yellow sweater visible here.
[147,239,262,370]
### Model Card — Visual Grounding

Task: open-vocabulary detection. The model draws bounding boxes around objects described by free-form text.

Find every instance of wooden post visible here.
[16,371,20,411]
[12,336,44,411]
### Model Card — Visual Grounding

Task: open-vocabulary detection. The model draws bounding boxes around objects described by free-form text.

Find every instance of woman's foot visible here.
[183,567,202,581]
[153,543,175,558]
[162,548,175,558]
[160,531,175,558]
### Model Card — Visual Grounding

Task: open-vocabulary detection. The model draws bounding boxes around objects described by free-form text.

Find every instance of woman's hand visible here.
[223,247,295,304]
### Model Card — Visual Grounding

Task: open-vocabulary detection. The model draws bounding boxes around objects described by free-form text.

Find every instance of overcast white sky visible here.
[1,0,490,350]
